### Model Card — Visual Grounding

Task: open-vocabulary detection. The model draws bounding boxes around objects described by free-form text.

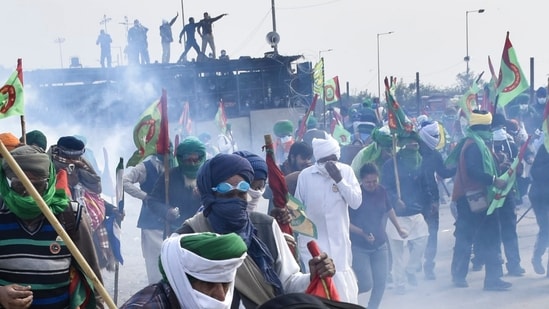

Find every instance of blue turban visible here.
[197,154,254,211]
[233,150,268,180]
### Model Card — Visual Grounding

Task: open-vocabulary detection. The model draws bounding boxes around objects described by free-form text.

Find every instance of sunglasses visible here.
[212,180,250,194]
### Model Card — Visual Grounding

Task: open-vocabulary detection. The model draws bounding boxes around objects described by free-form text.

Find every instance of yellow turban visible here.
[469,110,492,126]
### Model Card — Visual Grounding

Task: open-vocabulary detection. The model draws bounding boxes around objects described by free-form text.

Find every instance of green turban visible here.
[24,130,48,151]
[181,232,247,260]
[371,126,392,148]
[176,136,206,178]
[273,120,294,137]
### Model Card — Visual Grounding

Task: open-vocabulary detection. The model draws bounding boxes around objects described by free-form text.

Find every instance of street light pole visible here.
[465,9,485,77]
[54,37,66,68]
[377,31,394,101]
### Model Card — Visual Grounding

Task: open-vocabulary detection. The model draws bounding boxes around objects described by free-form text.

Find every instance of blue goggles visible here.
[212,180,250,194]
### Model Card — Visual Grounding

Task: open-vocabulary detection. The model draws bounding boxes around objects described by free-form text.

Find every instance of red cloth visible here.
[265,139,292,235]
[305,241,340,301]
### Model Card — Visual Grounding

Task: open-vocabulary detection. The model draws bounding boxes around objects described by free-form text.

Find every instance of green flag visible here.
[487,136,531,215]
[458,81,481,121]
[0,67,24,119]
[127,91,168,167]
[496,32,529,108]
[313,59,324,98]
[287,194,317,238]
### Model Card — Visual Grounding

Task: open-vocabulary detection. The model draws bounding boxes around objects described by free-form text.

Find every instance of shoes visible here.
[395,285,406,295]
[507,266,525,277]
[532,259,545,275]
[407,273,418,286]
[484,279,512,291]
[424,269,436,280]
[453,279,469,288]
[471,264,483,272]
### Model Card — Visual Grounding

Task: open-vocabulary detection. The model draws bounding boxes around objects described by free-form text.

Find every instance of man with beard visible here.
[147,137,206,277]
[120,232,248,309]
[295,135,362,304]
[279,142,313,176]
[447,110,510,291]
[176,153,336,308]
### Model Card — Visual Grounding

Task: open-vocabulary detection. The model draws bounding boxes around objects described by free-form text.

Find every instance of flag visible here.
[0,59,24,119]
[264,135,292,236]
[127,90,169,167]
[313,59,324,98]
[296,94,319,142]
[215,100,227,134]
[384,77,414,136]
[496,32,529,108]
[329,108,351,145]
[100,147,115,201]
[481,56,498,113]
[178,101,192,137]
[487,135,532,215]
[458,81,481,121]
[305,241,340,301]
[324,76,341,105]
[286,194,317,238]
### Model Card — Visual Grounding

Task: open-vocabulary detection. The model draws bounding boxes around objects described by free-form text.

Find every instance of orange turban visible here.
[0,133,22,151]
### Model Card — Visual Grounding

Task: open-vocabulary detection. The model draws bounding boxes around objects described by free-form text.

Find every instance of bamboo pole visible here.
[0,141,117,309]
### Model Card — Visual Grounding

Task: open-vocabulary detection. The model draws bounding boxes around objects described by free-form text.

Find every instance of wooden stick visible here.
[0,141,117,309]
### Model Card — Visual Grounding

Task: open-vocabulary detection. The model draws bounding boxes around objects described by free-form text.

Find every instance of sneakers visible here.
[484,279,512,291]
[407,273,418,286]
[532,259,545,275]
[452,279,469,288]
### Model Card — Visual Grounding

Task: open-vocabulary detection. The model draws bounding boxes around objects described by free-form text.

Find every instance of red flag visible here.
[384,77,414,136]
[264,135,292,236]
[296,94,319,142]
[305,241,340,301]
[157,89,169,155]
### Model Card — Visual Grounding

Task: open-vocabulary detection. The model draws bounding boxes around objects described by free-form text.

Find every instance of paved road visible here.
[379,199,548,309]
[103,196,548,308]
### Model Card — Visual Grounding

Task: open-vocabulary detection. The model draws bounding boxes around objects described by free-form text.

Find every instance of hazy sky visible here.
[2,0,548,95]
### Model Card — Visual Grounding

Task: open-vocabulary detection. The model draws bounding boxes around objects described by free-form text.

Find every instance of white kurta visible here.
[294,162,362,303]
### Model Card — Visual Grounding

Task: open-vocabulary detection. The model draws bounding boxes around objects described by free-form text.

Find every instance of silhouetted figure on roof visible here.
[96,29,112,68]
[178,17,203,63]
[198,12,227,59]
[128,19,149,65]
[159,12,178,63]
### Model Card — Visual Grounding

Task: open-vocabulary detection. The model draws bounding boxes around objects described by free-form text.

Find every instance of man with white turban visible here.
[121,232,248,308]
[294,135,362,304]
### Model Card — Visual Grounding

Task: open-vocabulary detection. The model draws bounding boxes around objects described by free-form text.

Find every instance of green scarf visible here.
[397,147,422,170]
[446,128,497,199]
[0,164,70,220]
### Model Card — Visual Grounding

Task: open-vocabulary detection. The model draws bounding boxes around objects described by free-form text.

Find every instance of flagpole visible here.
[0,141,117,309]
[17,59,26,144]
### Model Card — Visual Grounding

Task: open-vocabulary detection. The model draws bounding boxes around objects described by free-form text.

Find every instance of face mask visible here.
[246,188,264,212]
[492,128,508,142]
[191,288,233,309]
[208,198,249,233]
[538,97,546,105]
[280,136,292,144]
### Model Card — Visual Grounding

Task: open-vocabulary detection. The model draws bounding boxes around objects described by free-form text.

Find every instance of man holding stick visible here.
[0,145,105,308]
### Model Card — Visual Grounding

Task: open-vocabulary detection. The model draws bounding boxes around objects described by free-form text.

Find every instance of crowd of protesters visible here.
[1,84,549,308]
